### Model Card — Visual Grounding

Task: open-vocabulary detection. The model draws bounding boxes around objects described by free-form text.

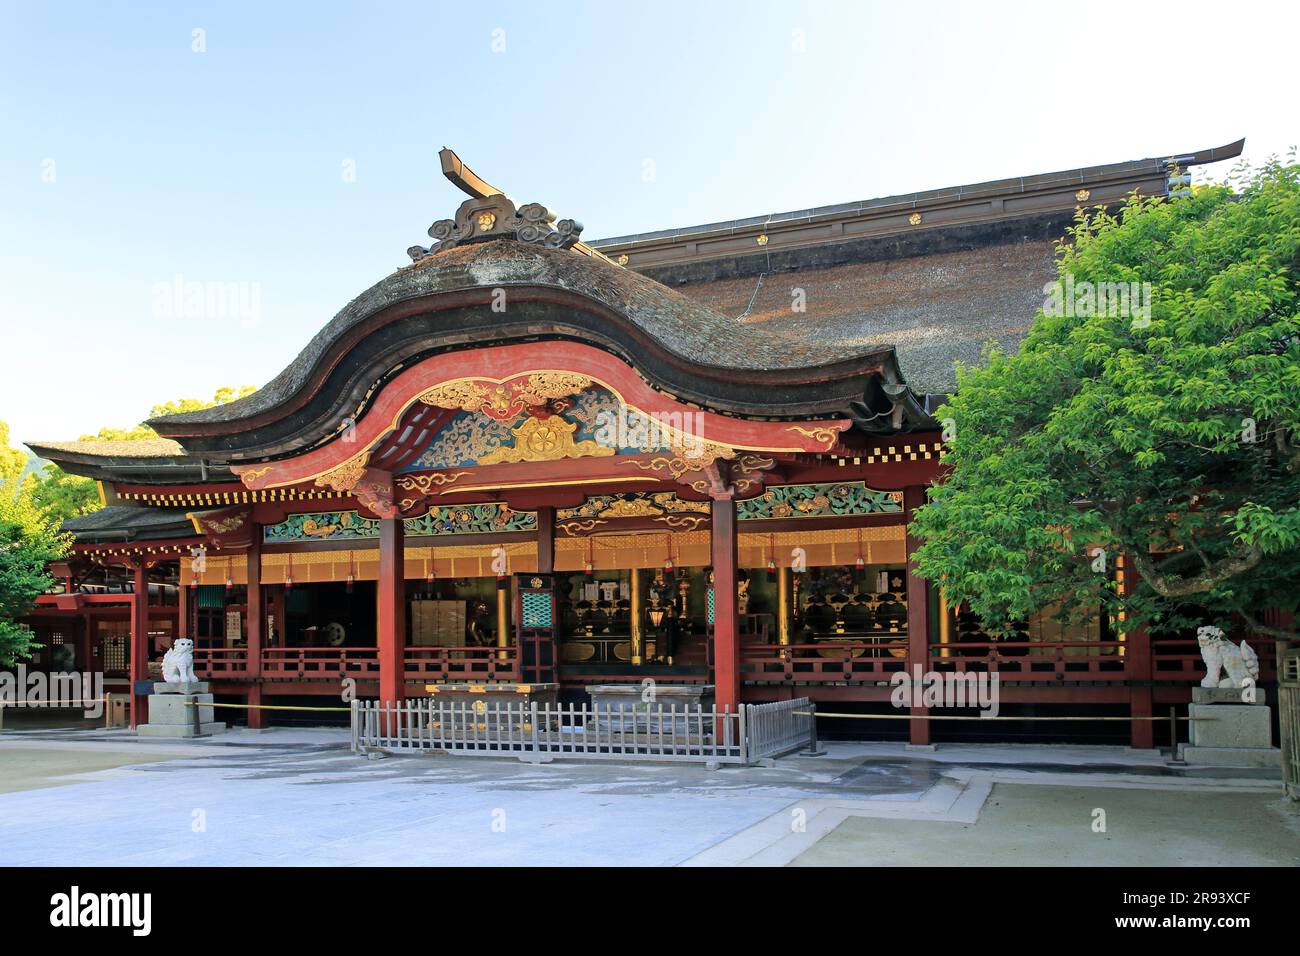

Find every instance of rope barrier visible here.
[793,710,1215,721]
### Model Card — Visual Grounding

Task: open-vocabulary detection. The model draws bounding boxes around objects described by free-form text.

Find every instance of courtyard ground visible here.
[0,728,1294,866]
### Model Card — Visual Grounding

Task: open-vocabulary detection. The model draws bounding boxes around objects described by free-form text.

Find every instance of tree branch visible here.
[1130,541,1263,598]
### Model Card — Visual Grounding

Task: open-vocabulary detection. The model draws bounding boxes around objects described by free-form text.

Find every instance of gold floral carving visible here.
[479,415,615,465]
[656,514,707,531]
[785,424,841,451]
[201,513,246,534]
[417,372,594,422]
[314,451,370,492]
[395,472,471,494]
[558,519,608,536]
[626,453,718,481]
[418,381,488,413]
[239,466,272,488]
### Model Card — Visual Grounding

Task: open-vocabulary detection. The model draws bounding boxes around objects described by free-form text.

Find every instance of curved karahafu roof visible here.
[148,235,930,462]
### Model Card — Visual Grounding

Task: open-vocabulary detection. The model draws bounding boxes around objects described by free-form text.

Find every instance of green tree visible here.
[0,463,69,666]
[911,160,1300,640]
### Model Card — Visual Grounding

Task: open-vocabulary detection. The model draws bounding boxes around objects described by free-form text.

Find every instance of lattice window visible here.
[521,591,553,629]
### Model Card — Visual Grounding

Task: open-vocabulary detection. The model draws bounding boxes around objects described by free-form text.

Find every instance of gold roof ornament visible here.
[407,148,591,261]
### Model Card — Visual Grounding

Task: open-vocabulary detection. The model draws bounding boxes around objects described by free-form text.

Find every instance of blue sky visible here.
[1,0,1295,445]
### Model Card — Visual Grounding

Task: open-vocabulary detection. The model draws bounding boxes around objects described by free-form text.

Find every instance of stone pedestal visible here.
[136,681,226,738]
[1180,689,1279,768]
[585,683,714,733]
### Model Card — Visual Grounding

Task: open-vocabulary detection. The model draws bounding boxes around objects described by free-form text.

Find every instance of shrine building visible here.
[23,140,1270,747]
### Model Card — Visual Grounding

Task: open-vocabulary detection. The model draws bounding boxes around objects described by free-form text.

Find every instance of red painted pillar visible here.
[378,517,406,706]
[904,486,932,746]
[1122,554,1154,748]
[536,507,555,575]
[245,538,266,728]
[711,494,740,714]
[129,562,149,729]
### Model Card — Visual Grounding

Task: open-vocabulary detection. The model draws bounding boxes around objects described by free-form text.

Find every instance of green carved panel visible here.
[736,481,904,520]
[263,504,536,543]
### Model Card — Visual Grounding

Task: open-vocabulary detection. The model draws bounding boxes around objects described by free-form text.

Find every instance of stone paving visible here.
[0,728,1287,866]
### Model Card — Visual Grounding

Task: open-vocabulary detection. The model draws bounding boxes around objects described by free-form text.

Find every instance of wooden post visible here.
[177,562,190,641]
[536,506,555,575]
[1122,553,1154,748]
[378,517,406,707]
[777,567,792,645]
[904,486,932,746]
[245,537,265,728]
[711,494,740,714]
[630,569,644,665]
[129,562,149,729]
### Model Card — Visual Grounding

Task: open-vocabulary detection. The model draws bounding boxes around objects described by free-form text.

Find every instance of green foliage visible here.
[911,160,1300,638]
[9,385,260,525]
[0,465,69,666]
[78,385,257,442]
[27,466,100,521]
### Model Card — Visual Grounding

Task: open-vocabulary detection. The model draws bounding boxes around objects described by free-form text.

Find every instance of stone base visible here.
[152,680,210,695]
[138,722,226,738]
[1192,686,1266,705]
[585,683,716,733]
[137,690,226,738]
[1179,745,1281,768]
[1189,702,1273,749]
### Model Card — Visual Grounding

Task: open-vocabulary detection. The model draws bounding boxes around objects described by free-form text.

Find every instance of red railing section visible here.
[404,646,518,682]
[929,640,1127,681]
[192,645,518,682]
[740,641,909,682]
[261,647,379,679]
[189,637,1275,686]
[191,647,251,677]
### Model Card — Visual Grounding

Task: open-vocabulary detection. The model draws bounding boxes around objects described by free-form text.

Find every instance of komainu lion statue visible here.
[162,637,198,684]
[1197,626,1259,689]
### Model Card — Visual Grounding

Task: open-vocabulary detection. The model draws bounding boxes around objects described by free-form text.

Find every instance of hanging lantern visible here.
[663,534,674,574]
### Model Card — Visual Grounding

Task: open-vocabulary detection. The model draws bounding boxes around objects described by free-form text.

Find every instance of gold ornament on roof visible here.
[908,212,922,226]
[314,451,370,492]
[1075,189,1091,202]
[479,414,615,465]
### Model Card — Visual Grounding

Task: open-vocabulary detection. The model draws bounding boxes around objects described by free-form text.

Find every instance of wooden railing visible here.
[929,640,1126,681]
[261,648,380,679]
[740,641,909,682]
[404,646,518,682]
[192,646,518,682]
[192,647,251,677]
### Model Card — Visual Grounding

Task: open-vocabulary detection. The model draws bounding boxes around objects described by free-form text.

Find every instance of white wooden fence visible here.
[351,696,815,766]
